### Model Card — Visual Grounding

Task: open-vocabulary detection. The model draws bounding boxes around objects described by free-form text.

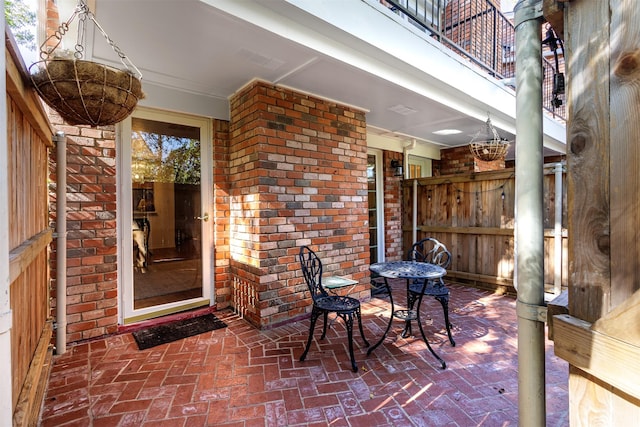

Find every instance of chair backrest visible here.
[407,237,451,269]
[299,246,328,300]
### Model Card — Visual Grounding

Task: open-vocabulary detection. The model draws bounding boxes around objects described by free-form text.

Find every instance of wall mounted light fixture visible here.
[390,160,404,177]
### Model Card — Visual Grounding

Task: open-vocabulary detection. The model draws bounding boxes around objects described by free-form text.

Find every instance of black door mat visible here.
[132,313,227,350]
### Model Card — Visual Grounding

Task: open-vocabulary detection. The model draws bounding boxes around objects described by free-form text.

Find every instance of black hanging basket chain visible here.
[29,0,143,127]
[468,115,510,162]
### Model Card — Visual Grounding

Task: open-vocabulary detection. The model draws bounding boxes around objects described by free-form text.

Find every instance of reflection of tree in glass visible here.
[164,140,201,185]
[132,132,200,184]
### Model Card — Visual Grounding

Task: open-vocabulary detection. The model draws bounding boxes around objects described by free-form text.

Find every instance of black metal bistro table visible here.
[367,261,448,369]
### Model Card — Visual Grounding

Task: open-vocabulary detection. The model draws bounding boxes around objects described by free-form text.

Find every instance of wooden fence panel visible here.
[402,167,566,292]
[6,36,54,421]
[8,101,49,249]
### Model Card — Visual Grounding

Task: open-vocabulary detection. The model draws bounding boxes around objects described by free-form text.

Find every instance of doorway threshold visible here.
[119,305,217,334]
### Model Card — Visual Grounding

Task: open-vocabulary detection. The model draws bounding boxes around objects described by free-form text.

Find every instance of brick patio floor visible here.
[39,282,569,426]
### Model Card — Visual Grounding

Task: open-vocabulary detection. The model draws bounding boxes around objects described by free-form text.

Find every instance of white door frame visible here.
[117,107,213,324]
[368,149,386,262]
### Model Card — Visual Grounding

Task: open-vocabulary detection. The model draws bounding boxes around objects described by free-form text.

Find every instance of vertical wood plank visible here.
[562,0,640,424]
[566,0,611,322]
[569,365,640,427]
[609,0,640,306]
[568,366,612,427]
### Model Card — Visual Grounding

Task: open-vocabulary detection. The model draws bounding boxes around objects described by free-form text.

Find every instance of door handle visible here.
[196,213,209,222]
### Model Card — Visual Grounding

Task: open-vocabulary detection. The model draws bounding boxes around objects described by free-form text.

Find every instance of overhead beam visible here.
[543,0,565,40]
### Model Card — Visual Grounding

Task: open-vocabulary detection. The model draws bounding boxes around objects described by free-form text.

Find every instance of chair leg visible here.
[402,292,417,338]
[415,294,446,369]
[435,295,455,347]
[355,307,369,347]
[320,311,329,340]
[300,308,321,362]
[343,313,358,372]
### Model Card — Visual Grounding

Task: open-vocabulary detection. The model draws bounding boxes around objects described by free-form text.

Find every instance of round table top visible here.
[370,261,446,279]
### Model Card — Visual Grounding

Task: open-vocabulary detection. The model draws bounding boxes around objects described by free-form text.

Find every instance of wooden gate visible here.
[402,165,567,294]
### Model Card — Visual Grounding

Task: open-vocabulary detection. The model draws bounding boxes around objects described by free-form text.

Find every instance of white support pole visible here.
[412,179,418,245]
[55,131,67,355]
[515,1,546,426]
[554,162,564,295]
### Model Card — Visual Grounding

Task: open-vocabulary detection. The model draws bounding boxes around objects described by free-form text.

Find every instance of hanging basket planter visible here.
[29,0,143,127]
[468,116,511,162]
[31,59,143,126]
[469,141,510,162]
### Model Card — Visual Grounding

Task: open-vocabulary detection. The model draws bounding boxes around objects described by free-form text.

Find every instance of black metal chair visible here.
[405,237,456,346]
[298,246,369,372]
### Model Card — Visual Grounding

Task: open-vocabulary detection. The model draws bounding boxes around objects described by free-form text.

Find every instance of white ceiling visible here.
[64,0,565,157]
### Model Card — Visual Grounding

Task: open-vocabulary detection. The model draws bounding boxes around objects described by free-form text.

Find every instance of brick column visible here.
[212,119,232,308]
[228,81,370,328]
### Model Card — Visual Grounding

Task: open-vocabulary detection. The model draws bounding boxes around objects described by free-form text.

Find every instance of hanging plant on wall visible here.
[29,0,143,127]
[468,115,511,162]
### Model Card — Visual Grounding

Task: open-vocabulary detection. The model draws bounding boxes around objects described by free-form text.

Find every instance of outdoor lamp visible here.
[390,160,404,177]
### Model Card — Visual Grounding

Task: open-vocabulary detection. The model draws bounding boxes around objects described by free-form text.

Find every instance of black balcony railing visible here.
[381,0,566,121]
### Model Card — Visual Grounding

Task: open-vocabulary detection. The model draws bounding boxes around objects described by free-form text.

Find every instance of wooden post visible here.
[609,1,640,307]
[566,0,612,323]
[558,0,640,424]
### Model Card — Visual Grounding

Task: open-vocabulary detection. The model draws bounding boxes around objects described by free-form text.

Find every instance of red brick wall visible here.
[45,80,402,339]
[212,119,232,308]
[228,81,370,328]
[49,114,233,344]
[49,111,119,343]
[438,145,505,175]
[384,151,404,261]
[47,79,373,341]
[475,155,506,172]
[444,0,504,67]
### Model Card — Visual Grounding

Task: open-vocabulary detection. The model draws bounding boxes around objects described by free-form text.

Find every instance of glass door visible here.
[367,150,385,263]
[120,108,212,324]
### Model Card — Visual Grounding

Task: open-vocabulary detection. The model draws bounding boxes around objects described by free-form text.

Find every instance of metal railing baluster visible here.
[381,0,565,120]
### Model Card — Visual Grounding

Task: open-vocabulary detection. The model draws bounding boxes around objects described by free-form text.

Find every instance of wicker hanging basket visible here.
[29,1,143,127]
[31,59,143,126]
[469,141,510,162]
[468,116,510,162]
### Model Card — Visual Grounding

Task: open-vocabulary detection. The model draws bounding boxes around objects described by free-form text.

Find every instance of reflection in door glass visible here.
[367,154,379,264]
[131,118,203,309]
